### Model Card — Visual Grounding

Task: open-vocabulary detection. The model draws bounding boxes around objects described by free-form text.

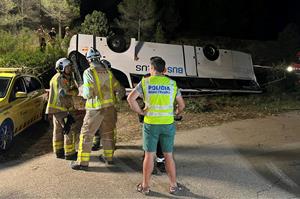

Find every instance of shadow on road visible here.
[0,120,52,165]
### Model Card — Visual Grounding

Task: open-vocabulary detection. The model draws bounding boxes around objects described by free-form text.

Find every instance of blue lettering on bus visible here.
[136,65,184,74]
[167,66,184,74]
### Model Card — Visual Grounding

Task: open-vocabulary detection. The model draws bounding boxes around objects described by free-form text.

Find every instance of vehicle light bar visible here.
[0,68,23,73]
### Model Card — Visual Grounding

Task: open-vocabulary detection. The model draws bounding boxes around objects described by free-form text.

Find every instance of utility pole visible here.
[21,0,24,29]
[39,0,42,24]
[21,0,24,50]
[138,18,141,41]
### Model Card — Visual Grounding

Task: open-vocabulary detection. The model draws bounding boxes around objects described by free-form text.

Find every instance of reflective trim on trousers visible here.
[64,144,75,153]
[78,134,90,162]
[77,152,90,162]
[53,141,63,150]
[104,150,114,158]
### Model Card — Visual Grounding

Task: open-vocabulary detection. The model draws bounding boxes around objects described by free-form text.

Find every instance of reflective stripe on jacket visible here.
[142,75,177,124]
[46,73,75,114]
[83,66,115,110]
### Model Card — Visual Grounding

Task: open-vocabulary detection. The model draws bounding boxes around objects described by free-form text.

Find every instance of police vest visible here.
[46,73,75,114]
[142,75,177,124]
[84,67,115,110]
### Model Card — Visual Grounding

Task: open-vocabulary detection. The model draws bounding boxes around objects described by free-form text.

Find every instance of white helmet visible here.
[55,58,72,73]
[86,47,101,63]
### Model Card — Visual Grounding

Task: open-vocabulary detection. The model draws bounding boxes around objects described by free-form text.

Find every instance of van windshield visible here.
[0,77,11,98]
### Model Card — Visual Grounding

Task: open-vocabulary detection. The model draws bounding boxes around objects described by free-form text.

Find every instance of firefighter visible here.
[46,58,79,160]
[91,59,115,151]
[71,47,125,170]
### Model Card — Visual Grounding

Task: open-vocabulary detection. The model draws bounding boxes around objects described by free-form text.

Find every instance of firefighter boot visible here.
[65,152,78,161]
[70,161,88,171]
[56,148,65,159]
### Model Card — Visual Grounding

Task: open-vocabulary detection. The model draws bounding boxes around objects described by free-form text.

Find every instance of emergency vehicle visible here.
[287,51,300,76]
[0,68,48,150]
[68,34,261,93]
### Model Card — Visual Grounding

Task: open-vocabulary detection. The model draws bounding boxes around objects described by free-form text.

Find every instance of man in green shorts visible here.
[127,56,185,195]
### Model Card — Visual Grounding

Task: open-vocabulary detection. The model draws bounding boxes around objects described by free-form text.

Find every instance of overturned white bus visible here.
[68,34,261,93]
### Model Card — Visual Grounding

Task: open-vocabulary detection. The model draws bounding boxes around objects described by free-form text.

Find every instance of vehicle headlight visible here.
[287,66,294,72]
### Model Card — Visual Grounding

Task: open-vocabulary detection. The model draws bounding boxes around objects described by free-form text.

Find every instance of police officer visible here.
[71,47,125,170]
[46,58,79,160]
[127,56,185,195]
[139,100,166,174]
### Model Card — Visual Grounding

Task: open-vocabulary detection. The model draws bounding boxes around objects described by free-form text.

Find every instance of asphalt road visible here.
[0,112,300,198]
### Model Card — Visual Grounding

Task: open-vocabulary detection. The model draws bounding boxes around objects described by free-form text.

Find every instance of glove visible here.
[63,114,75,135]
[138,114,144,123]
[174,115,182,121]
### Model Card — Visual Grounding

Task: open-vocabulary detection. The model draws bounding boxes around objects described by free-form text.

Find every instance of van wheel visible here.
[203,44,219,61]
[107,35,128,53]
[0,120,14,151]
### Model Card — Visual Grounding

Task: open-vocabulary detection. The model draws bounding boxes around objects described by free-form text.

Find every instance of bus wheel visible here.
[203,44,219,61]
[107,35,128,53]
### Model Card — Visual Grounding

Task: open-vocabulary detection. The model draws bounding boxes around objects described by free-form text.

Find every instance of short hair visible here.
[150,56,166,73]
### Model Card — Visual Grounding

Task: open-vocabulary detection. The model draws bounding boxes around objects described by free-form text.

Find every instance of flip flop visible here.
[136,183,150,195]
[169,184,183,195]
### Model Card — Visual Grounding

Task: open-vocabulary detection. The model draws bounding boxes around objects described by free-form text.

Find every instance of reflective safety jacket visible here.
[82,64,121,110]
[141,75,177,124]
[46,73,78,114]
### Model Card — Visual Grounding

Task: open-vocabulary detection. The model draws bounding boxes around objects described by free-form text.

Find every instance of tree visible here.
[278,23,300,61]
[81,11,109,36]
[154,23,166,43]
[41,0,79,38]
[0,0,22,30]
[15,0,41,29]
[157,0,181,39]
[117,0,157,41]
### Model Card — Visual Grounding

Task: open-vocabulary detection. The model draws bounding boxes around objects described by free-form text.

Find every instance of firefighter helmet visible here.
[86,47,101,62]
[55,58,72,73]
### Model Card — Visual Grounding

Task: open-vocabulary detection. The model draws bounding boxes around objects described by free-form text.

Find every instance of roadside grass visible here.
[185,92,300,114]
[116,91,300,142]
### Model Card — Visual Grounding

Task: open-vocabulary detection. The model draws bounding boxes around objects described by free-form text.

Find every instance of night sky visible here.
[80,0,300,41]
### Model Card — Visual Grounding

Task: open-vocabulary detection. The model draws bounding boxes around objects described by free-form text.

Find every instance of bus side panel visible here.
[133,42,186,77]
[183,45,198,76]
[232,51,256,81]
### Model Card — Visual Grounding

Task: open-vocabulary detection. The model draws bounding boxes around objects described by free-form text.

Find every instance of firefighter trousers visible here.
[77,106,117,166]
[52,112,83,156]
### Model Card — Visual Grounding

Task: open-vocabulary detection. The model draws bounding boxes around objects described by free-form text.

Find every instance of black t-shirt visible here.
[49,31,56,39]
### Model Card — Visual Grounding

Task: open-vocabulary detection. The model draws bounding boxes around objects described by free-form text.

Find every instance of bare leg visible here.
[142,152,155,188]
[164,152,177,187]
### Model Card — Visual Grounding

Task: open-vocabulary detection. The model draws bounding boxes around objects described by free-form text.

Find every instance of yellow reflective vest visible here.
[142,75,177,124]
[82,65,119,110]
[46,73,78,114]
